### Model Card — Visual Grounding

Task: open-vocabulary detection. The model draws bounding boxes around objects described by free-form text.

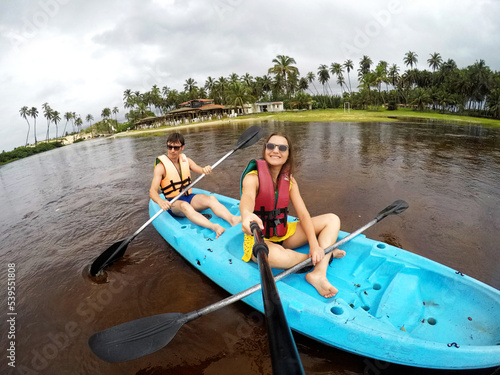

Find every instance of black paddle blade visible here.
[89,239,129,276]
[374,199,409,222]
[234,125,264,150]
[89,312,186,363]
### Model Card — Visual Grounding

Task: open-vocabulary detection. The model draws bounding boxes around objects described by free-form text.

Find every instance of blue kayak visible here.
[149,188,500,370]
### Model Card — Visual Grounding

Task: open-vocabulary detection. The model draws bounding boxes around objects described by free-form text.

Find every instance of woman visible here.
[239,133,345,298]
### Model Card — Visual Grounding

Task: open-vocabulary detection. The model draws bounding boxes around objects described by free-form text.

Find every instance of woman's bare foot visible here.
[212,224,225,239]
[331,249,346,259]
[305,272,338,298]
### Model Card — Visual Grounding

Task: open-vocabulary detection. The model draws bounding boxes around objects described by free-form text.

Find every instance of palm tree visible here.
[268,55,299,98]
[86,114,94,136]
[52,111,61,139]
[330,62,344,94]
[358,55,373,79]
[42,102,52,142]
[404,51,418,70]
[184,78,198,95]
[101,108,111,120]
[63,112,73,137]
[317,64,331,96]
[226,82,255,114]
[112,107,119,121]
[29,107,39,144]
[75,116,83,132]
[19,106,31,146]
[306,71,320,96]
[428,52,442,72]
[343,59,354,93]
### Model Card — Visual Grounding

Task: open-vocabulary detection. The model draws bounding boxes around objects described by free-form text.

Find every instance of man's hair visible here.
[167,133,185,146]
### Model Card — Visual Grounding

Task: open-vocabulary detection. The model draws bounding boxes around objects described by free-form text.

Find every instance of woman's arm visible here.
[240,173,263,235]
[289,177,324,265]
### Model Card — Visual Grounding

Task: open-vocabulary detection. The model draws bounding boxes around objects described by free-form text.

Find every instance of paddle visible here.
[89,125,265,276]
[88,199,408,362]
[251,222,305,375]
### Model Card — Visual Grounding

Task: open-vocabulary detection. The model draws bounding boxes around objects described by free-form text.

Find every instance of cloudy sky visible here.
[1,0,499,152]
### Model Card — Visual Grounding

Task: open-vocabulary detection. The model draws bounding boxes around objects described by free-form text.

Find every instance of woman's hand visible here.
[309,244,325,266]
[241,213,263,235]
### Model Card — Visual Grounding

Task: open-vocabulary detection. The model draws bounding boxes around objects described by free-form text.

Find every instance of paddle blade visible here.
[234,125,264,150]
[89,239,130,276]
[374,199,409,222]
[89,312,186,363]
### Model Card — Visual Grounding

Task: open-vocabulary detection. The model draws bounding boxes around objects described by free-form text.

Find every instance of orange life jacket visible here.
[156,154,192,198]
[240,159,290,238]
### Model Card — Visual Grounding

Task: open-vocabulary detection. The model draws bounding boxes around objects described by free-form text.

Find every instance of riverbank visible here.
[111,108,500,139]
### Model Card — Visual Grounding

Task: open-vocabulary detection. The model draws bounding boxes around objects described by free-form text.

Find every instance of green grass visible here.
[239,108,500,127]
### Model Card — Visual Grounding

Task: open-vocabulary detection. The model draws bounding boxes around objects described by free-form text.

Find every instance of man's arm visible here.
[149,163,171,211]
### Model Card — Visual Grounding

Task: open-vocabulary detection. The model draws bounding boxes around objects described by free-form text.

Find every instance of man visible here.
[149,133,240,238]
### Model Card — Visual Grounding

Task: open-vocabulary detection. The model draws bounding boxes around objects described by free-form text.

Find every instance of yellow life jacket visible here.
[156,154,192,198]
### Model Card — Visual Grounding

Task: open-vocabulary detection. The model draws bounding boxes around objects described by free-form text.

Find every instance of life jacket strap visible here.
[160,177,192,197]
[254,206,288,238]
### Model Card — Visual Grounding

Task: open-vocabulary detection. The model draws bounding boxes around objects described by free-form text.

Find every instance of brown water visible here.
[1,120,499,375]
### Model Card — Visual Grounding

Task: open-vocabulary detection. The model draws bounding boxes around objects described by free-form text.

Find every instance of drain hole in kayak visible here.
[373,283,381,290]
[427,318,437,325]
[377,243,386,249]
[330,306,344,315]
[180,225,187,229]
[362,305,370,311]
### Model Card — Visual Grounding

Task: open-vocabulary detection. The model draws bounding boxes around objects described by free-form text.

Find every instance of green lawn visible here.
[240,108,500,127]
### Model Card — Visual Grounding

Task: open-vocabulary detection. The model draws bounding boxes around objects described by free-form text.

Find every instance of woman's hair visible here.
[167,132,185,146]
[262,133,294,176]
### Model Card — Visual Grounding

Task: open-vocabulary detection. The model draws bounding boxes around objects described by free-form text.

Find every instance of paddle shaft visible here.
[252,223,305,374]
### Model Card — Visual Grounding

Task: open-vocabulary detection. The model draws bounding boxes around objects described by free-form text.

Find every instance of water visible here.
[0,120,499,375]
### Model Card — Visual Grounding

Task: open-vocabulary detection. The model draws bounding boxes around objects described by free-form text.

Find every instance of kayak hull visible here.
[149,189,500,369]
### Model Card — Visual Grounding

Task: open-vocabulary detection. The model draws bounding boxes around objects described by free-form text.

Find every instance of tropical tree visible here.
[306,71,320,96]
[343,59,354,93]
[268,55,299,98]
[428,52,442,72]
[29,107,38,145]
[317,64,332,106]
[63,112,73,137]
[226,81,255,114]
[101,108,111,121]
[404,51,418,70]
[112,107,119,121]
[19,106,31,146]
[75,116,83,133]
[52,111,61,139]
[358,55,373,79]
[330,62,345,94]
[42,102,52,142]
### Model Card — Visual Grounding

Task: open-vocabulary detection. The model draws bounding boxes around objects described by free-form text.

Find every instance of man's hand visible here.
[202,165,212,175]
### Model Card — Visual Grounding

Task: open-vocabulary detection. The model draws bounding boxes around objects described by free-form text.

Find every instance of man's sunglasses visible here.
[266,142,289,152]
[167,145,182,150]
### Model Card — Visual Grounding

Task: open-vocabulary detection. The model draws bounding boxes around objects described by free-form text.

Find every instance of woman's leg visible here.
[282,214,345,298]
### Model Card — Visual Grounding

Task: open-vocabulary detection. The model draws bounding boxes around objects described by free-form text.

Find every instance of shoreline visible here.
[109,109,500,139]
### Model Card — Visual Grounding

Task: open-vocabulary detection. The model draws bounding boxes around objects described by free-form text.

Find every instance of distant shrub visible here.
[387,100,398,111]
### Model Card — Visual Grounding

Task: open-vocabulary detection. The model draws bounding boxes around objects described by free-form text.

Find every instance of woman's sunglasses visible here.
[266,142,289,152]
[167,145,182,150]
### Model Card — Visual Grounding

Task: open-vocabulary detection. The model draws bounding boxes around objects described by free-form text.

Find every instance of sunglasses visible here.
[266,142,289,152]
[167,145,182,150]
